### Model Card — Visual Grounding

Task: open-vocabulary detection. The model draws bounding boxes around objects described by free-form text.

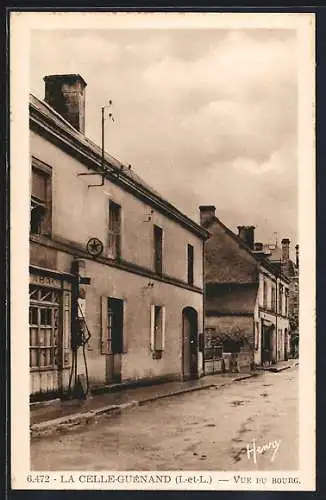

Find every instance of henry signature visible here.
[246,438,281,464]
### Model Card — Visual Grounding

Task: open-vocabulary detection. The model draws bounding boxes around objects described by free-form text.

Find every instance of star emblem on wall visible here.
[86,237,104,257]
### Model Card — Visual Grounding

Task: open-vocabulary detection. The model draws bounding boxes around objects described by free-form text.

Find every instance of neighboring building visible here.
[259,238,299,356]
[29,74,208,401]
[199,206,290,373]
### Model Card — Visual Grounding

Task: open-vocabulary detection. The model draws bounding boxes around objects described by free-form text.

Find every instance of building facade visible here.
[199,206,290,372]
[29,74,208,401]
[262,238,299,357]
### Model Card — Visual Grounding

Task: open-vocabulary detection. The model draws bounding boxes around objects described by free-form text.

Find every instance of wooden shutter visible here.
[121,300,127,353]
[154,226,163,274]
[62,290,71,367]
[150,304,155,351]
[187,245,194,285]
[161,306,166,350]
[101,296,109,355]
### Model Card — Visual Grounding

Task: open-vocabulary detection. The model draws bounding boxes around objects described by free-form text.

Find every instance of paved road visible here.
[31,366,298,471]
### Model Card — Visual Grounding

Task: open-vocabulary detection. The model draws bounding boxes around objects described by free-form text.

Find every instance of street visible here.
[31,366,298,471]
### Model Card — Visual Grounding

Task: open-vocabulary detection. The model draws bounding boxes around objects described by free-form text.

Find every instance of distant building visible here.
[199,206,290,373]
[260,238,299,356]
[29,74,208,401]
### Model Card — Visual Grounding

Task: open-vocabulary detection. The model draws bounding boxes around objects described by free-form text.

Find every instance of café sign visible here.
[30,273,62,289]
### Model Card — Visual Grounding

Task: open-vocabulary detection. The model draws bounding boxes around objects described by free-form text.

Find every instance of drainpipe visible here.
[275,276,278,364]
[202,238,206,376]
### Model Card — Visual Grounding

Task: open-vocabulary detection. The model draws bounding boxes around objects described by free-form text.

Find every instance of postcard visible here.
[10,11,315,491]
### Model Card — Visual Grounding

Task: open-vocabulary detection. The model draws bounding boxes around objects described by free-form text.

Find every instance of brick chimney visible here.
[44,74,87,133]
[295,244,299,268]
[281,238,290,263]
[237,226,255,250]
[199,205,216,226]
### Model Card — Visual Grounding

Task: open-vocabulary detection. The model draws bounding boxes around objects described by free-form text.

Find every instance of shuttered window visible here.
[271,285,276,312]
[153,225,163,275]
[107,201,121,259]
[263,280,268,309]
[30,162,52,236]
[187,244,194,285]
[150,304,166,355]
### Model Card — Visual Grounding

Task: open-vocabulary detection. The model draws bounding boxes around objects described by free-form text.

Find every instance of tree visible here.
[289,311,299,333]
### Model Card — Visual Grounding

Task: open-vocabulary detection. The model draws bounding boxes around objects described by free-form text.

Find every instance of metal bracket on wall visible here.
[77,172,105,188]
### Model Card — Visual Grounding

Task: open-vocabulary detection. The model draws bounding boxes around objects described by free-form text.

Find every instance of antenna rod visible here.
[101,106,105,169]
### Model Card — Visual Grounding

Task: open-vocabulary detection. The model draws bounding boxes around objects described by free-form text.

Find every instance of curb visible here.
[30,401,139,438]
[233,373,259,382]
[30,373,258,438]
[267,365,291,373]
[137,383,217,405]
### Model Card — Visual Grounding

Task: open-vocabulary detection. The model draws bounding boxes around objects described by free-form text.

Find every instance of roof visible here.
[266,245,282,261]
[206,282,258,314]
[203,216,289,283]
[29,93,208,239]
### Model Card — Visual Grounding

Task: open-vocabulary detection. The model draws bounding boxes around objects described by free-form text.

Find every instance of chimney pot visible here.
[281,238,290,262]
[199,205,216,226]
[43,74,87,133]
[254,242,263,251]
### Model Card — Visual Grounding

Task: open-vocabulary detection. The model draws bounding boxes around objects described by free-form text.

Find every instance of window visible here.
[108,201,121,259]
[150,304,166,358]
[29,285,61,370]
[153,225,163,275]
[30,164,52,235]
[263,279,268,309]
[271,285,276,312]
[285,289,289,317]
[278,285,283,315]
[101,297,124,355]
[187,244,194,285]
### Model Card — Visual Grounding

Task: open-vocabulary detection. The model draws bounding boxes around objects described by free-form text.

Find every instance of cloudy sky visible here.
[30,27,298,253]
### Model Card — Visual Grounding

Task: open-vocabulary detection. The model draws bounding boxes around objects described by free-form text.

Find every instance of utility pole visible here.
[101,106,105,169]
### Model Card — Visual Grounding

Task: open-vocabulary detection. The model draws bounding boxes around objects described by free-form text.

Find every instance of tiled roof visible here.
[206,283,258,314]
[30,93,208,238]
[30,94,165,200]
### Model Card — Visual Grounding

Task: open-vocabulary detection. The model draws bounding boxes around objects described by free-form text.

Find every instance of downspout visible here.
[202,237,206,376]
[275,275,278,364]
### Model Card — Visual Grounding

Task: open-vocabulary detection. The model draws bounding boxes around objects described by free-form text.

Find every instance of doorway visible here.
[284,328,288,361]
[182,307,198,380]
[261,322,274,366]
[106,297,124,383]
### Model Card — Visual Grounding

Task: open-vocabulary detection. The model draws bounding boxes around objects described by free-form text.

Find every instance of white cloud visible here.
[30,27,298,245]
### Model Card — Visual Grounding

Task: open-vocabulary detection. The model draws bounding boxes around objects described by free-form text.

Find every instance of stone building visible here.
[199,206,290,373]
[262,238,299,356]
[29,74,208,401]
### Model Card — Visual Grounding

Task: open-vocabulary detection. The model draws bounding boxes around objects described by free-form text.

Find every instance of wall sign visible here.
[30,273,62,289]
[86,237,104,257]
